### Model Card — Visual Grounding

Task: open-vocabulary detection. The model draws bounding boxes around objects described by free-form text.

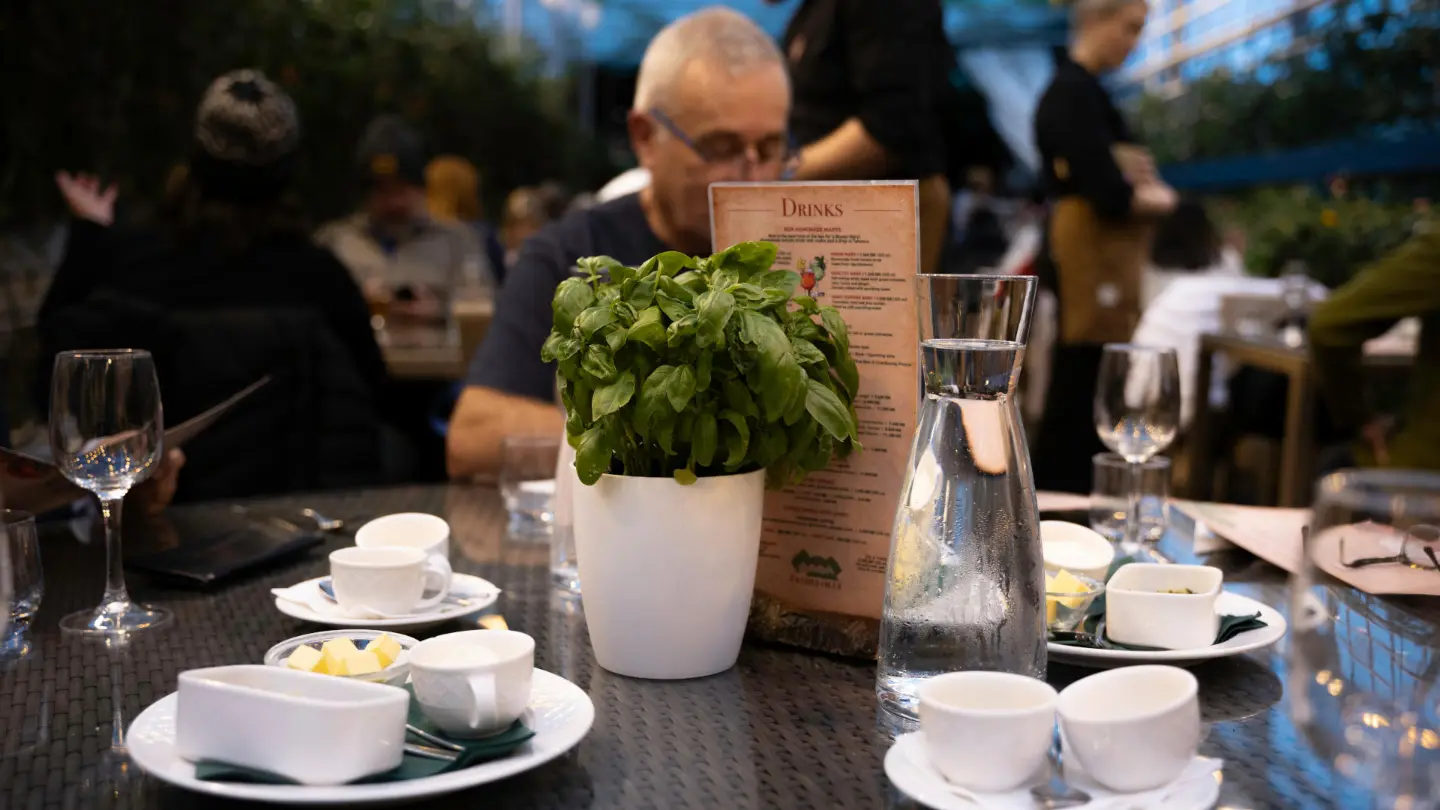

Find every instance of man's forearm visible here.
[793,118,891,180]
[446,387,564,480]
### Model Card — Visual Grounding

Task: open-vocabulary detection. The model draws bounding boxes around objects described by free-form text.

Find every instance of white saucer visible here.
[274,573,500,631]
[1048,590,1287,668]
[126,668,592,804]
[885,732,1221,810]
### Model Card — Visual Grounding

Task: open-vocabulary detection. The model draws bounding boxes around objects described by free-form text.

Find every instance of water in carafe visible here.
[877,276,1046,722]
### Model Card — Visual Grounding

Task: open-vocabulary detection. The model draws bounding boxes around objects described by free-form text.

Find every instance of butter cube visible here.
[1045,569,1092,626]
[321,637,359,675]
[345,650,384,676]
[367,634,402,668]
[285,644,324,672]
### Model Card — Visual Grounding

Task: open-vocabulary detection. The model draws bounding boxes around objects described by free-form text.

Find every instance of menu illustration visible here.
[711,181,919,623]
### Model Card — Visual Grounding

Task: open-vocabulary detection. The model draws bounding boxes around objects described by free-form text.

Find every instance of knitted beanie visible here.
[190,69,301,202]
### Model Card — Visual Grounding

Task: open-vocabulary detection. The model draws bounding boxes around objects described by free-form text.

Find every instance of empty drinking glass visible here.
[1093,345,1180,554]
[4,511,42,625]
[1090,453,1169,544]
[500,435,561,537]
[551,437,580,594]
[50,349,171,634]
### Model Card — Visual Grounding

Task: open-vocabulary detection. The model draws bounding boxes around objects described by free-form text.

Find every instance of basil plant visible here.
[542,241,861,487]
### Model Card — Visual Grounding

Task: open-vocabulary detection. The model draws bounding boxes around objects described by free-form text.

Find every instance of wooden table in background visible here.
[1189,332,1414,507]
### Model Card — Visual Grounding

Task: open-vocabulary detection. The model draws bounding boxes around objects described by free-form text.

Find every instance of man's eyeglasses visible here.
[649,108,800,178]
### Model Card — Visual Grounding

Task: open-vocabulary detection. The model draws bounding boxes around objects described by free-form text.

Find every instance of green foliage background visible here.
[0,0,615,224]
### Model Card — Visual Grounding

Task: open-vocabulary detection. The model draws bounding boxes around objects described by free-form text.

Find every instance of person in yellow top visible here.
[1310,229,1440,470]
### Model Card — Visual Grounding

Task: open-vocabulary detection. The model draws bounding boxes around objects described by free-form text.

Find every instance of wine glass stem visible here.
[99,497,130,608]
[1124,461,1145,549]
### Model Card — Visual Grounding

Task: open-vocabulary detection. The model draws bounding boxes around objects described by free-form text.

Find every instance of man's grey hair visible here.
[633,7,785,111]
[1071,0,1146,25]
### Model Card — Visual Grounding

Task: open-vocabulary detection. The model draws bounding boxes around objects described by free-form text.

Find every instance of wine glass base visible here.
[60,602,173,635]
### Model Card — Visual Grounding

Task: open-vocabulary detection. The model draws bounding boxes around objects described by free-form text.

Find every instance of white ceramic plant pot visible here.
[573,468,766,679]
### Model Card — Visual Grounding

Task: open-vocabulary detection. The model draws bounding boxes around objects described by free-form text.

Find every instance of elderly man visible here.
[447,7,791,478]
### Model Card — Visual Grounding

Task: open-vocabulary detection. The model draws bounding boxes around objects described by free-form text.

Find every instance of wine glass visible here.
[49,349,171,634]
[1291,470,1440,807]
[1093,344,1180,554]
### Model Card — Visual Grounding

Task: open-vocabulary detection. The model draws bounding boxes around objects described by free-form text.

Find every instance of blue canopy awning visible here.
[1161,129,1440,192]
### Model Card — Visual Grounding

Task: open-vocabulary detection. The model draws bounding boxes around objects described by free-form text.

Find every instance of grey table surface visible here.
[1,485,1435,810]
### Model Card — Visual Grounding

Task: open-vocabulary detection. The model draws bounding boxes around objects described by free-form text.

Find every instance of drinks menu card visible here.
[711,182,919,644]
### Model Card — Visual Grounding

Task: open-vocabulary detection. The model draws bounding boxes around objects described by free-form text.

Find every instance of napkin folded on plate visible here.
[270,579,408,620]
[194,686,536,784]
[1048,555,1269,651]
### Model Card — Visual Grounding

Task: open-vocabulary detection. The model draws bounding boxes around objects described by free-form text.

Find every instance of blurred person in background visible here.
[425,155,506,288]
[1029,0,1178,493]
[1311,229,1440,471]
[499,183,572,267]
[775,0,957,274]
[317,116,482,320]
[447,7,791,479]
[41,70,391,498]
[1143,199,1242,306]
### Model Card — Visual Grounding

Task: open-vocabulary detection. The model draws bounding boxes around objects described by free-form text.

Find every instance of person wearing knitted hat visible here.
[316,115,488,322]
[42,69,390,499]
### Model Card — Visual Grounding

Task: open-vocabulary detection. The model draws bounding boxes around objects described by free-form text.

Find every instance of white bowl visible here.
[175,665,408,785]
[1040,521,1115,581]
[1058,665,1201,792]
[263,629,418,687]
[917,671,1057,793]
[1105,563,1223,650]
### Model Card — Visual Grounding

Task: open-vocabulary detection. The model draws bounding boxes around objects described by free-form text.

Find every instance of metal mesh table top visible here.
[1,485,1436,809]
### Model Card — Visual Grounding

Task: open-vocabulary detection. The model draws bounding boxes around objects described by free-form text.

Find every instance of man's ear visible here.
[628,110,658,170]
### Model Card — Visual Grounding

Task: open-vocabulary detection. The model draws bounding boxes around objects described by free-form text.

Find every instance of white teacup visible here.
[918,671,1058,793]
[409,630,535,738]
[1058,665,1201,792]
[329,547,452,616]
[355,513,451,560]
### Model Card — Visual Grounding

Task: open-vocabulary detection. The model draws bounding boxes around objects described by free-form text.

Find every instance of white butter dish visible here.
[1104,564,1223,650]
[174,665,408,785]
[1040,520,1116,581]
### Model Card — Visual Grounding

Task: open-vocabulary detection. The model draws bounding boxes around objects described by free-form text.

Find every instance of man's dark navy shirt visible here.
[465,193,669,402]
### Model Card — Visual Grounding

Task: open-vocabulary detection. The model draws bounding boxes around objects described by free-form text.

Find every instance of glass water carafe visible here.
[877,275,1045,721]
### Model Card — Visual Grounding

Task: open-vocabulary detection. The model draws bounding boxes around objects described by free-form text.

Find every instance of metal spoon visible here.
[302,508,346,532]
[1030,730,1091,809]
[404,742,458,762]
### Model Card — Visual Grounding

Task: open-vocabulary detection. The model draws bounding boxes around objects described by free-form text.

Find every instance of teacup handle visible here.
[467,671,499,731]
[414,555,453,611]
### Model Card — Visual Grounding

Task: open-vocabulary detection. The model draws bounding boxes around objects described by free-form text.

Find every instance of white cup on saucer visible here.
[1058,665,1201,792]
[329,546,452,616]
[409,630,535,738]
[918,671,1058,793]
[355,513,451,560]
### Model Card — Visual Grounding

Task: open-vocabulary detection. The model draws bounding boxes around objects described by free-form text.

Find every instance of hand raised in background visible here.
[55,171,118,226]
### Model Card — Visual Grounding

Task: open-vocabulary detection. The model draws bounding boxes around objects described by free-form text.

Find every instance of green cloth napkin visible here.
[193,685,536,784]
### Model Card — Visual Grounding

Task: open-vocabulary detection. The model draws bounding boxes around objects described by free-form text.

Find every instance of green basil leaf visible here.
[553,277,595,331]
[635,365,678,434]
[655,416,676,455]
[581,345,618,382]
[577,256,626,281]
[696,289,736,349]
[784,418,819,468]
[793,295,821,315]
[658,275,695,303]
[789,337,827,366]
[605,326,628,353]
[540,331,567,363]
[729,283,766,307]
[666,314,698,347]
[576,306,616,340]
[836,354,860,399]
[570,378,593,424]
[752,424,789,468]
[756,270,801,295]
[788,315,823,341]
[761,288,792,310]
[627,272,658,308]
[696,351,713,391]
[673,466,698,485]
[592,371,636,419]
[784,364,810,425]
[667,365,697,412]
[711,241,777,280]
[596,286,621,307]
[719,409,750,468]
[674,271,708,294]
[724,379,758,418]
[646,251,697,278]
[820,305,850,353]
[805,377,857,441]
[626,306,666,352]
[574,424,611,485]
[610,301,638,326]
[692,412,718,467]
